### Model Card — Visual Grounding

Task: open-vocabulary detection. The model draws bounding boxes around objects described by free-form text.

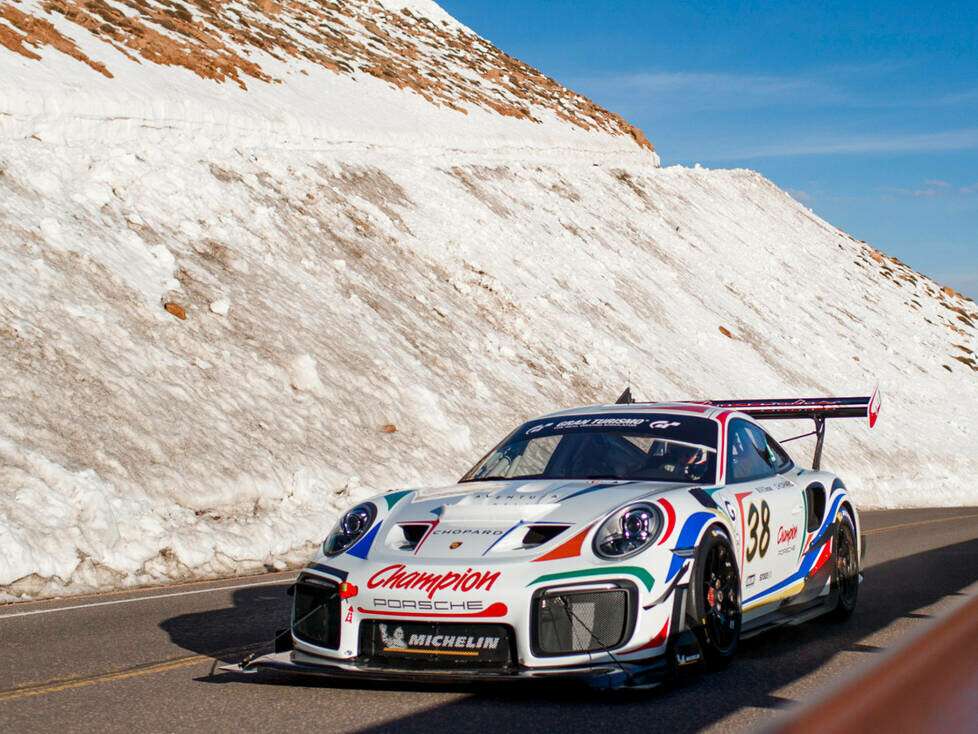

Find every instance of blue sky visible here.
[438,0,978,300]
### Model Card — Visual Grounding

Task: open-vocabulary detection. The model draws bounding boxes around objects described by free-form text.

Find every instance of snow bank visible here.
[1,0,976,601]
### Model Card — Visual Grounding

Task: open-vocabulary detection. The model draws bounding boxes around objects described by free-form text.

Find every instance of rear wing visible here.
[700,394,881,426]
[701,392,882,471]
[614,389,881,471]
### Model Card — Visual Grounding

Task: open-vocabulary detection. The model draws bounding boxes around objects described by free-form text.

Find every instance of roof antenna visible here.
[615,387,634,405]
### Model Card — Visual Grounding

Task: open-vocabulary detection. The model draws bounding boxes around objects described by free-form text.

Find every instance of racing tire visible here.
[826,509,859,622]
[690,526,741,670]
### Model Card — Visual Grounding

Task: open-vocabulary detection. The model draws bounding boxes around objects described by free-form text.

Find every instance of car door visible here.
[743,422,805,591]
[717,419,801,603]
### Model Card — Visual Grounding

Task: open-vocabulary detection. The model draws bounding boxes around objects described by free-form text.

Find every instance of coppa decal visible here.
[432,529,503,536]
[777,526,798,544]
[367,565,501,600]
[777,525,799,555]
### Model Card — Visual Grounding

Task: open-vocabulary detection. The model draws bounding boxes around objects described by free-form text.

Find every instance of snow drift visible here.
[1,0,976,600]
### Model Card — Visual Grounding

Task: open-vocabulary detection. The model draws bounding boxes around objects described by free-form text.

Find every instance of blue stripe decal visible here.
[561,481,638,502]
[806,493,845,554]
[482,521,524,556]
[745,562,809,604]
[346,522,381,559]
[666,511,714,582]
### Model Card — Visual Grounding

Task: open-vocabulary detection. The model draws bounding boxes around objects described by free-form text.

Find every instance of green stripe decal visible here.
[383,490,412,510]
[527,566,655,591]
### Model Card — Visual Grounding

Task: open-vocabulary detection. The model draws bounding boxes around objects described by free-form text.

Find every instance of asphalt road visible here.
[2,507,977,733]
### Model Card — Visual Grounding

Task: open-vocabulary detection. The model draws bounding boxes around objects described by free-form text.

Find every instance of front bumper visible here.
[218,566,695,690]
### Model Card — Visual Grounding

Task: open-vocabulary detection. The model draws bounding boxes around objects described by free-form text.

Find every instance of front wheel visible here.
[826,509,859,621]
[690,526,741,669]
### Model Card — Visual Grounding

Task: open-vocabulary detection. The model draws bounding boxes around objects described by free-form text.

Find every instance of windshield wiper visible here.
[459,473,548,483]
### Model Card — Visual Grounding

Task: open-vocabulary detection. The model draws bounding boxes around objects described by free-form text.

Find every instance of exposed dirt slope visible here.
[0,0,653,149]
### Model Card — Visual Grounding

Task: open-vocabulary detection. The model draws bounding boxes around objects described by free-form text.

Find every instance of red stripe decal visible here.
[810,537,833,576]
[632,619,670,652]
[657,498,676,545]
[716,411,732,484]
[357,602,508,618]
[413,520,439,555]
[656,404,711,414]
[735,491,753,570]
[532,524,594,562]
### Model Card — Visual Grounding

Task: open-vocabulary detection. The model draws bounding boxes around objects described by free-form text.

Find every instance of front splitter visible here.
[219,650,670,690]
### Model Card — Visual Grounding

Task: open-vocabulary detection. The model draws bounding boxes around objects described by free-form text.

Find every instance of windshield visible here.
[461,413,719,484]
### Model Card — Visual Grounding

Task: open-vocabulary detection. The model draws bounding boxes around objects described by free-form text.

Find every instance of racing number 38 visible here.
[745,500,771,562]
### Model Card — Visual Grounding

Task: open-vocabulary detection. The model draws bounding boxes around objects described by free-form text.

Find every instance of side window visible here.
[727,420,777,482]
[763,431,794,473]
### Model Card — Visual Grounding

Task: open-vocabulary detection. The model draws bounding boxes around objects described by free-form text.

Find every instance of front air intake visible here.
[521,524,569,548]
[292,575,341,650]
[531,582,635,657]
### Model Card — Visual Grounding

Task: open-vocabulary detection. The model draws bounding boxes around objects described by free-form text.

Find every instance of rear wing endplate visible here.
[700,391,882,471]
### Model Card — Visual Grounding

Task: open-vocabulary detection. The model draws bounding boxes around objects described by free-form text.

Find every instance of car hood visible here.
[368,478,690,561]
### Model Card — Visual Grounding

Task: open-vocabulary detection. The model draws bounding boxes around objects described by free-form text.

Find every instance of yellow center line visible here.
[383,647,480,656]
[863,512,978,536]
[0,645,261,703]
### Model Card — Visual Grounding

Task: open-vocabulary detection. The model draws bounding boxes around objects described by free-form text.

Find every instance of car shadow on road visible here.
[160,537,978,730]
[158,582,292,665]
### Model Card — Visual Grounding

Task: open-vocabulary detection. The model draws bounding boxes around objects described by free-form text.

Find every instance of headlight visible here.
[323,502,377,556]
[593,503,663,559]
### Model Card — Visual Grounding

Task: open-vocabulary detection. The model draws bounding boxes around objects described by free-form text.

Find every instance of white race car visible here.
[228,391,879,689]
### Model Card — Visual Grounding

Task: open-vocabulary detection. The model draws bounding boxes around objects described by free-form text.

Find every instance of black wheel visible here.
[826,509,859,621]
[691,526,741,669]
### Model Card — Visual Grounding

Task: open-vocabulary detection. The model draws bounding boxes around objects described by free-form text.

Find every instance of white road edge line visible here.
[0,578,291,620]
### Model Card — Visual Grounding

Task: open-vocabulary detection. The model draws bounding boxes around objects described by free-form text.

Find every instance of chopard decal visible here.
[367,564,501,600]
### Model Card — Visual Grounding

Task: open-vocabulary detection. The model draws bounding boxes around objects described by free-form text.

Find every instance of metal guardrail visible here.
[768,591,978,732]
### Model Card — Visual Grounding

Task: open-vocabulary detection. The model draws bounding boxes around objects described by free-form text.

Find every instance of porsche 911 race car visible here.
[226,391,880,689]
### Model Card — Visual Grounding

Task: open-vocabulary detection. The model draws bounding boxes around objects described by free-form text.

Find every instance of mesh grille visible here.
[535,589,630,655]
[292,577,341,650]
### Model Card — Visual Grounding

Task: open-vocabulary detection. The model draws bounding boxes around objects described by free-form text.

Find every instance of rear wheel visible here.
[826,509,859,621]
[691,527,741,669]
